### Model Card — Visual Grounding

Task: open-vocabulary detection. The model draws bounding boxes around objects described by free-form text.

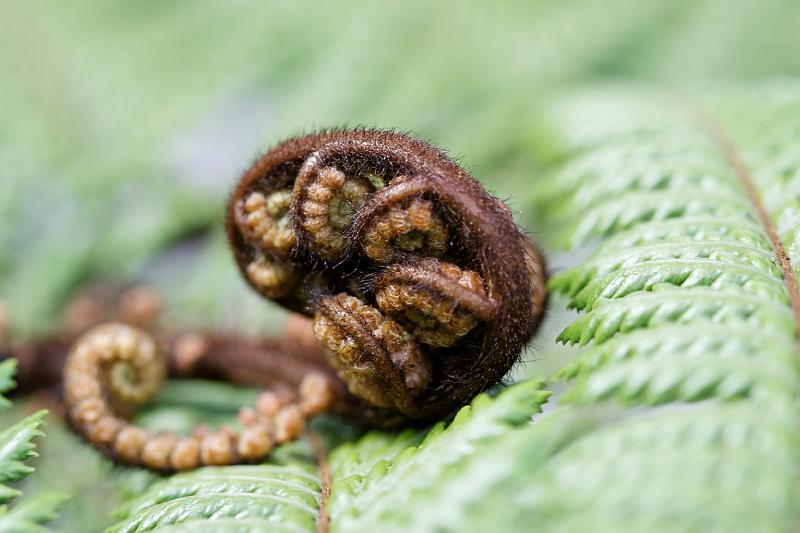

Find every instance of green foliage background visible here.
[2,1,800,531]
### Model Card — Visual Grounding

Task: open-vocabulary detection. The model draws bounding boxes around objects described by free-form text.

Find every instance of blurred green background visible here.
[4,0,800,339]
[2,1,800,530]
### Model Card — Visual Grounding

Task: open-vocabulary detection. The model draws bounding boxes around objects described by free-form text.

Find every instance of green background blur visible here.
[2,1,800,530]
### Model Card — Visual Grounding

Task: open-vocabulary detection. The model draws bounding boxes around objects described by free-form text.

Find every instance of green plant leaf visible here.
[533,85,800,531]
[0,362,65,531]
[327,380,551,532]
[108,464,321,533]
[107,381,551,532]
[0,360,15,410]
[0,411,46,493]
[0,491,70,533]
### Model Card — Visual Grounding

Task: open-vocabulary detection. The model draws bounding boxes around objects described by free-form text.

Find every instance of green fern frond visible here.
[554,322,792,381]
[328,380,551,532]
[0,412,47,497]
[108,465,320,533]
[0,360,65,532]
[553,241,779,297]
[562,346,794,405]
[113,464,321,522]
[590,217,773,253]
[532,85,800,532]
[557,288,793,345]
[569,260,786,310]
[327,429,426,481]
[0,492,69,533]
[344,409,596,533]
[550,150,733,210]
[0,360,15,410]
[511,404,796,532]
[450,403,797,532]
[107,381,551,533]
[565,189,756,246]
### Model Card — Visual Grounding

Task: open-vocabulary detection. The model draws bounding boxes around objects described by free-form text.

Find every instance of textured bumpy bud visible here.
[63,323,338,471]
[373,259,496,347]
[313,293,432,416]
[56,129,546,472]
[294,165,375,262]
[227,129,547,424]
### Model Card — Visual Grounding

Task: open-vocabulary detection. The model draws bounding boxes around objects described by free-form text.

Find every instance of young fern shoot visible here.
[61,129,547,470]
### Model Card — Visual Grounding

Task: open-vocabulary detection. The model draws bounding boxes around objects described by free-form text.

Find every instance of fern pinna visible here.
[108,381,551,532]
[0,359,67,532]
[536,86,800,531]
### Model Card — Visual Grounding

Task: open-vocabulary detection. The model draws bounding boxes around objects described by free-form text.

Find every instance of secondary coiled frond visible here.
[64,324,336,471]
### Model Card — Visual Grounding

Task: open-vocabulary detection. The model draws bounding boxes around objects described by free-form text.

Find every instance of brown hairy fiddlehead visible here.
[15,128,546,472]
[227,129,547,425]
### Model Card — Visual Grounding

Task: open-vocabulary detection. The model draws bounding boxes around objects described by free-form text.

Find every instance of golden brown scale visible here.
[295,165,374,262]
[313,293,431,416]
[374,259,495,347]
[235,190,296,257]
[245,252,300,298]
[363,196,449,264]
[233,188,302,298]
[64,324,164,467]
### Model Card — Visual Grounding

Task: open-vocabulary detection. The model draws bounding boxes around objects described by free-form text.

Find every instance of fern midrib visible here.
[698,109,800,339]
[309,432,331,533]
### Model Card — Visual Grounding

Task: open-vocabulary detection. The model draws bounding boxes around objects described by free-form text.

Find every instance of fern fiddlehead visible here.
[64,323,338,471]
[49,129,548,470]
[227,129,547,425]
